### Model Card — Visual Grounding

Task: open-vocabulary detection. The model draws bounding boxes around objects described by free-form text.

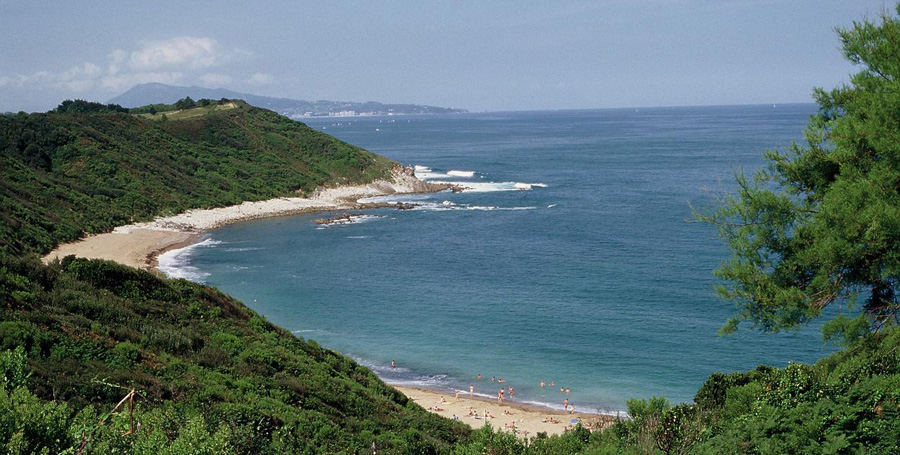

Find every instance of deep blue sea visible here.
[160,104,837,413]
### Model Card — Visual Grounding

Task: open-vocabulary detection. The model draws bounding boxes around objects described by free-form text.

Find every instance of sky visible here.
[0,1,891,112]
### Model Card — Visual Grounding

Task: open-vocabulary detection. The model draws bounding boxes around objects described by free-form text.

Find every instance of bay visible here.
[164,104,835,412]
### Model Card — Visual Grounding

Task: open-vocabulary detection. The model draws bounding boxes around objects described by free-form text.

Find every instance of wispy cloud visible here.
[0,36,253,98]
[248,72,273,86]
[0,63,106,93]
[101,72,184,93]
[122,37,224,71]
[200,72,233,86]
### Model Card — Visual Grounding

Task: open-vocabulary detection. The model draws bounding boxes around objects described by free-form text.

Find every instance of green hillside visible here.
[0,99,395,255]
[3,4,900,452]
[0,255,469,453]
[0,100,469,453]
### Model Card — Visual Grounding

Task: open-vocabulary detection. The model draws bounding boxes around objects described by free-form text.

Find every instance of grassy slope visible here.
[0,103,467,453]
[0,255,468,454]
[0,101,395,255]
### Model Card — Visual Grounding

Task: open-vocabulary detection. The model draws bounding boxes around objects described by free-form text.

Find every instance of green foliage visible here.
[0,347,29,391]
[173,96,196,110]
[697,5,900,337]
[53,99,129,115]
[3,6,899,453]
[0,385,73,455]
[0,100,396,255]
[0,255,469,453]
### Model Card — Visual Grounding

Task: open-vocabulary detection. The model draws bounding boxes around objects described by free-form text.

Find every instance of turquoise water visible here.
[161,105,837,413]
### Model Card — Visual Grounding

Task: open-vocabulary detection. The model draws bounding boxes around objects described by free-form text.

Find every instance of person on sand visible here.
[469,384,474,398]
[440,396,446,404]
[563,398,569,410]
[498,389,504,404]
[454,389,460,401]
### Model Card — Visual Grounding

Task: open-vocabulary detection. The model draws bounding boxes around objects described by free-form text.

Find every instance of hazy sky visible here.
[0,1,890,112]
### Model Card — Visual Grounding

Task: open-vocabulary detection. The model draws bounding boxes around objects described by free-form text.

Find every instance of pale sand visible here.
[394,386,615,438]
[43,168,439,270]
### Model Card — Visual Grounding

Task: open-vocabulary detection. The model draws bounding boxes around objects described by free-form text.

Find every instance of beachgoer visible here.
[509,386,515,397]
[476,374,482,381]
[559,387,564,393]
[491,376,496,382]
[565,388,571,394]
[391,360,395,369]
[550,381,555,386]
[498,389,504,404]
[454,390,460,401]
[540,381,545,388]
[469,384,474,397]
[498,378,505,383]
[564,398,569,410]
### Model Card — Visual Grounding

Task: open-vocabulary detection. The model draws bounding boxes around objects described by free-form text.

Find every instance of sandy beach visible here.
[395,386,615,438]
[41,167,618,438]
[43,167,438,270]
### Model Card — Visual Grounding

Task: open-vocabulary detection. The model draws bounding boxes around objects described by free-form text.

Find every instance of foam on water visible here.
[157,238,222,282]
[406,202,538,212]
[434,181,547,192]
[358,193,441,204]
[350,356,452,389]
[447,170,475,177]
[315,214,385,229]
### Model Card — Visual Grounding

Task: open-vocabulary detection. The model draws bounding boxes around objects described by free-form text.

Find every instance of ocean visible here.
[159,104,835,413]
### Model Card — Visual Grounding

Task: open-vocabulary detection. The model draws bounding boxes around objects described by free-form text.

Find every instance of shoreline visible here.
[42,167,445,271]
[40,167,620,437]
[393,385,617,438]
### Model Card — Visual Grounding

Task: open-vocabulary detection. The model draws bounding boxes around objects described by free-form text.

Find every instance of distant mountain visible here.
[109,82,467,117]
